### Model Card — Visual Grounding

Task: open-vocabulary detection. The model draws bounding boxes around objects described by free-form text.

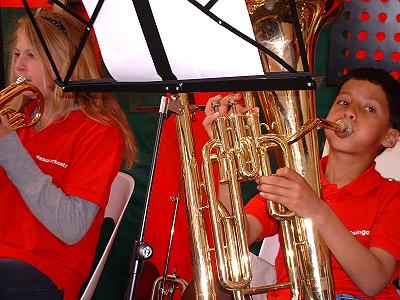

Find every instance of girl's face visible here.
[12,30,52,101]
[325,78,397,156]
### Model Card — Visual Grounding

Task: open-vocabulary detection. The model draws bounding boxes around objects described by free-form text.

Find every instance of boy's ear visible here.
[382,128,400,148]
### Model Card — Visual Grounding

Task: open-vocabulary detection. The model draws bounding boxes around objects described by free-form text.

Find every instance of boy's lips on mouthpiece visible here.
[335,119,353,138]
[335,130,351,138]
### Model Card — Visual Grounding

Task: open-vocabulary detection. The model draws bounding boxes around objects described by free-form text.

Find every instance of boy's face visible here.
[325,78,398,156]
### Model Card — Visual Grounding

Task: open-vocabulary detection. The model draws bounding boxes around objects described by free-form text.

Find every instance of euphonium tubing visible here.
[208,99,352,300]
[0,76,44,130]
[150,272,188,299]
[243,1,343,299]
[174,1,344,299]
[175,93,350,300]
[175,93,217,300]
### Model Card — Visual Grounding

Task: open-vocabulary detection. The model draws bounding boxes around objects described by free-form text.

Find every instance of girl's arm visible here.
[0,131,99,245]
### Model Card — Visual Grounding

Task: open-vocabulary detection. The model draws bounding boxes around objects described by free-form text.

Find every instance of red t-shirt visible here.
[0,110,123,300]
[244,156,400,299]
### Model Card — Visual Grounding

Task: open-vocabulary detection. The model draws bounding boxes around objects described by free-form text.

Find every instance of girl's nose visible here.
[14,57,26,73]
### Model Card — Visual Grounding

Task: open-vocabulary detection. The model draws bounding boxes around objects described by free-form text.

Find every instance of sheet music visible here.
[82,0,264,82]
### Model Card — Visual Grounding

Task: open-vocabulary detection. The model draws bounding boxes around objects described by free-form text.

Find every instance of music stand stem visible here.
[124,96,170,300]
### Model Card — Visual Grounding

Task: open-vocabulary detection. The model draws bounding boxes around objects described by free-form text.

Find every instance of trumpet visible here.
[0,76,44,130]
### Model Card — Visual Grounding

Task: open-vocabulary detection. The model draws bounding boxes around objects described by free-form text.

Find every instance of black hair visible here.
[334,68,400,131]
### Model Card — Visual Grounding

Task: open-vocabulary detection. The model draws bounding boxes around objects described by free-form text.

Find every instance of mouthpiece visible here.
[335,119,352,138]
[16,75,27,84]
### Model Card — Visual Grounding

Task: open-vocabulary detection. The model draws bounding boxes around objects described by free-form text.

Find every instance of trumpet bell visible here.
[0,76,44,130]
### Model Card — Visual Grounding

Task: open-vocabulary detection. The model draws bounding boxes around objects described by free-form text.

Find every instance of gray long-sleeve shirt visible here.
[0,131,99,245]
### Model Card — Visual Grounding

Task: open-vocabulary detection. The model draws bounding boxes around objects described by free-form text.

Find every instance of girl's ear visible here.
[382,128,400,148]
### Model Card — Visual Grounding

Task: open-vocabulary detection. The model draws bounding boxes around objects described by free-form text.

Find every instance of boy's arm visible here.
[257,167,397,296]
[316,205,396,296]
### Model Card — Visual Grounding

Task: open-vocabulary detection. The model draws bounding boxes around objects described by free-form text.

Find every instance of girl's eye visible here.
[337,100,348,106]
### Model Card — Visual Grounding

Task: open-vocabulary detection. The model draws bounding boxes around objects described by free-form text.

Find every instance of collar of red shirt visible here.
[320,156,384,197]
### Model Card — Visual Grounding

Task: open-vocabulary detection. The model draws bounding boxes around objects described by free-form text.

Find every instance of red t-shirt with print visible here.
[244,156,400,299]
[0,110,123,300]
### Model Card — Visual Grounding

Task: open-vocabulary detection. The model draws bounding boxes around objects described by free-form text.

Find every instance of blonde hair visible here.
[8,9,138,169]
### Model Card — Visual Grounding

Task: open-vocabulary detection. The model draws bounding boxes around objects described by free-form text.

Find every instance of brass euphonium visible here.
[0,76,44,130]
[174,1,345,299]
[242,0,344,299]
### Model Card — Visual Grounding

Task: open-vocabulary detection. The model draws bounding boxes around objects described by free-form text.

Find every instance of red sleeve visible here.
[369,181,400,261]
[244,194,279,241]
[62,124,123,210]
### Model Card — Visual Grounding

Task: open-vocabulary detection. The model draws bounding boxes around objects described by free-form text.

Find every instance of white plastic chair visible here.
[80,172,135,300]
[323,141,400,180]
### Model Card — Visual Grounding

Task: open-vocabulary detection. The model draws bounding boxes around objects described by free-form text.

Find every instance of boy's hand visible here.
[203,93,252,139]
[256,167,323,219]
[0,116,12,138]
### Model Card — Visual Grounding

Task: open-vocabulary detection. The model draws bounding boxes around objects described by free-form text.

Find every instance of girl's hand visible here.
[256,167,324,219]
[0,116,12,138]
[203,93,253,139]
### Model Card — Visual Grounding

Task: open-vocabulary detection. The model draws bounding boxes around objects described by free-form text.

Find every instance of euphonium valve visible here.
[0,76,44,130]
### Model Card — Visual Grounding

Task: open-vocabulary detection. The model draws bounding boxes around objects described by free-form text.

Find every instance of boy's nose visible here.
[342,110,356,120]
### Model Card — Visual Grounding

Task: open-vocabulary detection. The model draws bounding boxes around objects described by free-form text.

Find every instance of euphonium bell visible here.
[0,76,44,130]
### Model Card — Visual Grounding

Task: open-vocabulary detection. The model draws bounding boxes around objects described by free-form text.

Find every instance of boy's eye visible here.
[337,100,348,106]
[364,106,376,113]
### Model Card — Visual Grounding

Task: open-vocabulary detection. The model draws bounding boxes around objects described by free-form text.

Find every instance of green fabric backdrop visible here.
[1,6,337,299]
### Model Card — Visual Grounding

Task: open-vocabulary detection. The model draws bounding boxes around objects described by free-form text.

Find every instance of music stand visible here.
[22,0,315,93]
[20,1,316,299]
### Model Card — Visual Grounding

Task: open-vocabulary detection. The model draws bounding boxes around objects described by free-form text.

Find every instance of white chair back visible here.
[322,140,400,180]
[80,172,135,300]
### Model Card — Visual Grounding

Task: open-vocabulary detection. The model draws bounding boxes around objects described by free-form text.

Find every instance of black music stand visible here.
[22,0,316,93]
[20,1,317,299]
